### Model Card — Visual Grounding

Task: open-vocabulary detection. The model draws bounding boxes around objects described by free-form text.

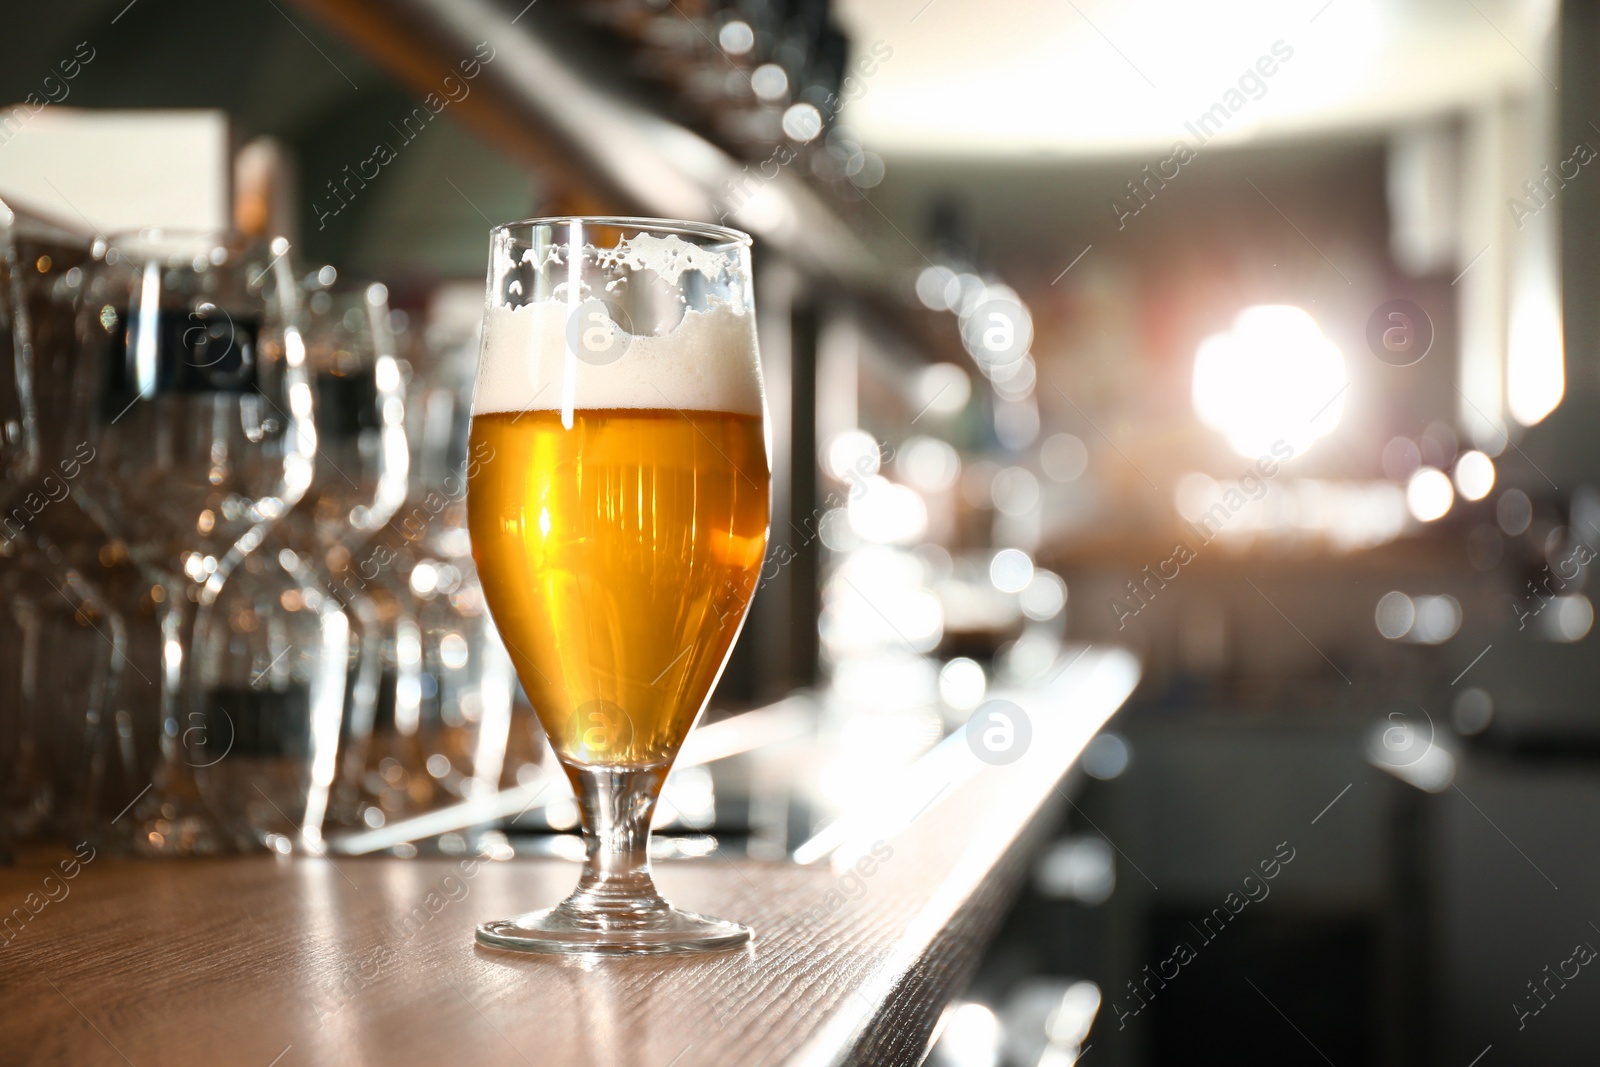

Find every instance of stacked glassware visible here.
[0,207,524,858]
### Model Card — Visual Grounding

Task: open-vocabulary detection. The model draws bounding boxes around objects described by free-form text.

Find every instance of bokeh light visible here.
[1040,433,1089,482]
[1410,595,1462,644]
[1019,571,1067,621]
[824,430,881,482]
[1453,450,1495,501]
[1542,595,1594,642]
[1375,591,1415,639]
[991,467,1040,517]
[847,477,928,544]
[1081,733,1130,779]
[717,19,754,53]
[935,1003,1000,1067]
[914,363,971,416]
[1496,488,1533,535]
[1406,467,1454,522]
[938,657,987,711]
[899,436,961,493]
[1453,688,1493,735]
[989,548,1034,593]
[1192,305,1346,459]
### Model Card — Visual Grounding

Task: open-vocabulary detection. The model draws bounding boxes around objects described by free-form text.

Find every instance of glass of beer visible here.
[468,217,769,954]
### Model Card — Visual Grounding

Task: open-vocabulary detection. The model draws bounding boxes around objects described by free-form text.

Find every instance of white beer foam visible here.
[473,300,764,417]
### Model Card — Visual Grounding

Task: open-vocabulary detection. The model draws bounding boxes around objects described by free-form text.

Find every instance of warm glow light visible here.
[1507,321,1564,425]
[834,0,1457,158]
[1453,450,1495,501]
[821,549,944,654]
[847,477,928,544]
[936,1003,1000,1067]
[1175,473,1407,550]
[1406,467,1453,522]
[1507,256,1565,427]
[1192,305,1346,459]
[825,430,881,482]
[410,561,439,596]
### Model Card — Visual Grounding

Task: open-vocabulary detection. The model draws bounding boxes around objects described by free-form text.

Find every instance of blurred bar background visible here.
[3,0,1600,1063]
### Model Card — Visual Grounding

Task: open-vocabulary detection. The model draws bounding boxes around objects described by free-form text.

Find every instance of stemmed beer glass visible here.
[223,271,410,843]
[0,197,44,847]
[75,230,315,854]
[469,217,769,954]
[0,202,127,844]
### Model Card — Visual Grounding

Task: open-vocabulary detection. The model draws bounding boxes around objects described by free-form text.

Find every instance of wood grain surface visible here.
[0,649,1138,1067]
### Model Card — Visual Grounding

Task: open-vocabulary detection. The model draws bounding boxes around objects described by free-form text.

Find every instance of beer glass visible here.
[469,217,769,954]
[0,197,43,849]
[0,204,131,845]
[75,230,315,854]
[248,273,409,837]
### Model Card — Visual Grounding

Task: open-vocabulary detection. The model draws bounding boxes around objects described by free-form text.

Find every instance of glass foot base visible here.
[476,907,752,956]
[126,799,236,857]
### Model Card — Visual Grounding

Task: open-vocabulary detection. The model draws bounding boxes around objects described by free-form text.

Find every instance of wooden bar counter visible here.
[0,649,1138,1067]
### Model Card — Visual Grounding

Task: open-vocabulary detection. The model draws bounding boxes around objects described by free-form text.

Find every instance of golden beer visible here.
[468,407,769,769]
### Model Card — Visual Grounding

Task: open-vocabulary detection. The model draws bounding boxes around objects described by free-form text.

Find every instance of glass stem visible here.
[153,573,208,796]
[564,764,671,923]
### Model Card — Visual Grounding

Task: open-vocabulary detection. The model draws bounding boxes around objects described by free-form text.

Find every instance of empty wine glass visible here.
[195,270,409,849]
[330,304,525,843]
[0,197,41,495]
[0,201,127,847]
[275,272,410,577]
[75,230,316,855]
[0,199,43,848]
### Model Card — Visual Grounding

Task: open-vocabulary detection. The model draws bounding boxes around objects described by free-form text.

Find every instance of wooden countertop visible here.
[0,648,1139,1067]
